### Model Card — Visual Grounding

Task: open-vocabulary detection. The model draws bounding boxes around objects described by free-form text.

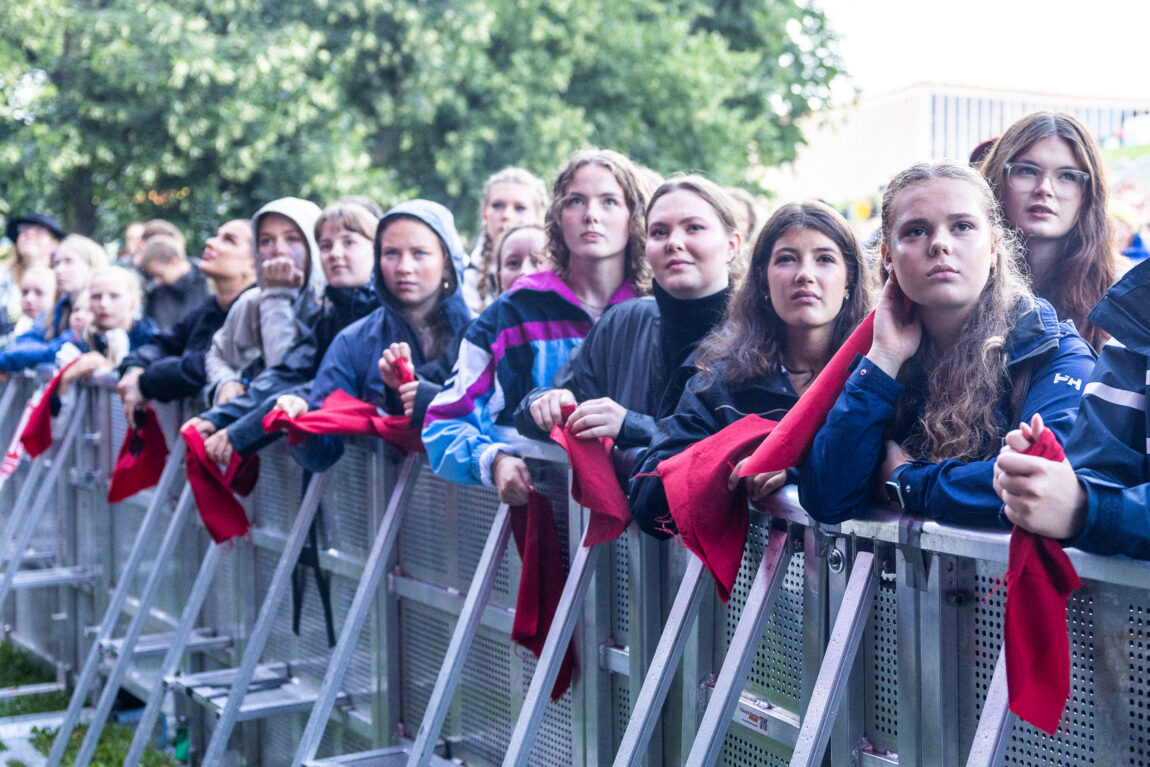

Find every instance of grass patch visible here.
[0,690,71,718]
[31,722,176,767]
[0,643,55,687]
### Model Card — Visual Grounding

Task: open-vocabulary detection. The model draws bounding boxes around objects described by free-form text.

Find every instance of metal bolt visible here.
[827,547,845,573]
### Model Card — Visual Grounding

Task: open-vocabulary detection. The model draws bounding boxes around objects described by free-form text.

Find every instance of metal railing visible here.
[1,376,1147,766]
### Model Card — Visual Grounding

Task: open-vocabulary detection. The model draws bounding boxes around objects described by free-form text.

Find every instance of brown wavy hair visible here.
[545,148,652,294]
[881,161,1033,462]
[979,111,1116,349]
[695,200,872,387]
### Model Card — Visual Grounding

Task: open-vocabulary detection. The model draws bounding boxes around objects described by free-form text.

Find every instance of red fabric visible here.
[509,490,577,700]
[181,425,260,543]
[1005,427,1082,734]
[548,404,631,547]
[261,389,424,453]
[657,415,777,602]
[740,310,877,476]
[107,406,169,502]
[19,359,80,458]
[394,357,416,386]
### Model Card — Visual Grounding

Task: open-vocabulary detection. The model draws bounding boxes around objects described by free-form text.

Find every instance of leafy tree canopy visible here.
[0,0,842,245]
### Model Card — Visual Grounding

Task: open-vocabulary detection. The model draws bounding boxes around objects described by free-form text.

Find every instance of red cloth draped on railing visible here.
[548,404,631,547]
[655,414,777,602]
[107,406,169,502]
[182,425,260,543]
[1005,427,1081,734]
[19,359,80,458]
[509,490,577,701]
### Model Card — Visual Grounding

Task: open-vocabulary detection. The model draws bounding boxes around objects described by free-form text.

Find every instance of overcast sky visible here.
[818,0,1150,103]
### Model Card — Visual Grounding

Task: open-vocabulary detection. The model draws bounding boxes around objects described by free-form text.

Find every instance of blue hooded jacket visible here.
[289,199,472,472]
[0,295,73,372]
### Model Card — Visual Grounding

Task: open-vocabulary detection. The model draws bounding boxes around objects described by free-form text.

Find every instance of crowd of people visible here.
[2,109,1148,564]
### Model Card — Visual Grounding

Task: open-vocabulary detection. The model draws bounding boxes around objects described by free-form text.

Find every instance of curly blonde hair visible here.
[881,161,1033,462]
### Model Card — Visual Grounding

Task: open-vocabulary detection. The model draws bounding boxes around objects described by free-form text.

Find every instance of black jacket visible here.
[144,263,211,330]
[628,365,799,538]
[201,284,379,456]
[514,283,731,449]
[120,288,253,402]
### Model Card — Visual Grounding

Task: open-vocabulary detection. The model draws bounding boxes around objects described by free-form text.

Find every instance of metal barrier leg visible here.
[199,471,330,766]
[788,550,878,767]
[503,535,602,767]
[123,539,227,767]
[46,442,186,765]
[0,390,89,613]
[0,458,46,560]
[65,484,199,767]
[291,453,422,767]
[682,528,794,767]
[614,555,709,767]
[964,645,1015,767]
[404,502,513,767]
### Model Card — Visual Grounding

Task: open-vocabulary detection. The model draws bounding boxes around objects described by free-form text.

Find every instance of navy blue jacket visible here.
[629,365,799,538]
[799,297,1096,527]
[200,283,379,456]
[120,288,253,402]
[290,200,472,472]
[0,295,71,372]
[1065,259,1150,558]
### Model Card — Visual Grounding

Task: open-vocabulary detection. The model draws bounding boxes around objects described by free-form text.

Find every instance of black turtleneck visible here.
[653,280,732,409]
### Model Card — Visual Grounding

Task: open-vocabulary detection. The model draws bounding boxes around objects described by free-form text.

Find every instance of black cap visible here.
[5,213,66,244]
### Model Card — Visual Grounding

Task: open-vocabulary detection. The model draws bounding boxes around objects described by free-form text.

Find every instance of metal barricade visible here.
[6,378,1150,767]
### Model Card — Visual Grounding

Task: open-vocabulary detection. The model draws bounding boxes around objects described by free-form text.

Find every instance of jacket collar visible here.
[1005,297,1064,367]
[507,269,637,313]
[1088,258,1150,356]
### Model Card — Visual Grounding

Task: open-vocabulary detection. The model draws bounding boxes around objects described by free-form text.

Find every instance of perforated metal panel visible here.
[867,583,900,740]
[718,729,791,766]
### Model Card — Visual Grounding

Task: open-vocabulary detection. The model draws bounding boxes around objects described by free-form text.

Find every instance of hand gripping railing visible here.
[45,439,187,765]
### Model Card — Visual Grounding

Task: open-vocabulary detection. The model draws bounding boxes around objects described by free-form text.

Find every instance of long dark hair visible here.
[980,111,1116,349]
[694,201,872,387]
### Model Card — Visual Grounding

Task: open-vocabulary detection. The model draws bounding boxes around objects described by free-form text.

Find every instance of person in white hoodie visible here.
[204,197,324,405]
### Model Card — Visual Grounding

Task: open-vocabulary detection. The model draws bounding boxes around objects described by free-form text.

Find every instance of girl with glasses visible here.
[799,160,1095,527]
[980,112,1119,350]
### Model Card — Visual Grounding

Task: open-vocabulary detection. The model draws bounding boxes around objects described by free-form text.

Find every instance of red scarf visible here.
[262,390,424,453]
[655,414,777,602]
[20,359,80,458]
[181,425,260,543]
[107,406,169,503]
[548,405,631,547]
[740,311,876,476]
[509,490,577,700]
[1004,427,1082,734]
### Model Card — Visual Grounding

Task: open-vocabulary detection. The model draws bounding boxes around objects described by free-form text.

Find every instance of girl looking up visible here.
[799,160,1096,527]
[980,112,1118,350]
[422,148,649,504]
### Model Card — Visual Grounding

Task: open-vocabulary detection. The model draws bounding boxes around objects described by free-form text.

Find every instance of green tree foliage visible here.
[0,0,842,243]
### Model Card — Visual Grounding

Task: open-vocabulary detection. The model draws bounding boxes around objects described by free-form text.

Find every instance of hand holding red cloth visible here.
[655,414,777,602]
[548,404,631,547]
[182,424,260,543]
[509,490,577,700]
[739,311,876,476]
[107,406,169,502]
[1004,426,1082,734]
[261,389,424,453]
[20,359,80,458]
